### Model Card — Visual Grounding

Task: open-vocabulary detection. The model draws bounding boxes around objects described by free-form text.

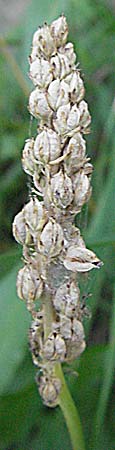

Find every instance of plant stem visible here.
[55,363,86,450]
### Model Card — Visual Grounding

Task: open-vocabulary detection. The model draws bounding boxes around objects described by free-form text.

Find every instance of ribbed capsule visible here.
[79,100,91,132]
[63,132,86,175]
[43,332,66,362]
[59,42,76,65]
[50,169,73,209]
[29,314,44,365]
[16,265,43,302]
[22,138,35,176]
[24,198,46,234]
[38,373,61,407]
[51,44,76,80]
[29,88,51,118]
[59,315,85,343]
[50,15,68,46]
[29,58,53,88]
[53,280,80,317]
[31,23,56,60]
[64,245,103,272]
[47,79,69,111]
[12,209,30,246]
[65,71,85,104]
[38,219,64,257]
[73,169,92,211]
[34,128,61,164]
[53,103,80,137]
[66,339,86,361]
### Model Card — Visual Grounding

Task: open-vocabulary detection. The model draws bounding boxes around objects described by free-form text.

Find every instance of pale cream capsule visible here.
[29,58,53,88]
[60,315,72,340]
[44,332,66,361]
[53,280,80,318]
[63,132,86,175]
[72,319,85,341]
[50,15,68,46]
[47,79,69,111]
[65,71,85,103]
[50,169,73,209]
[64,245,103,272]
[24,198,46,234]
[34,128,61,164]
[38,219,64,257]
[73,170,92,210]
[79,100,91,132]
[22,138,35,176]
[51,50,75,80]
[29,88,51,118]
[59,42,76,65]
[53,103,80,137]
[31,23,56,60]
[38,374,61,407]
[66,339,86,361]
[12,210,28,245]
[17,265,43,301]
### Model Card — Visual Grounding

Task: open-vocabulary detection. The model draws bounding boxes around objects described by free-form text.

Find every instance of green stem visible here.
[55,363,86,450]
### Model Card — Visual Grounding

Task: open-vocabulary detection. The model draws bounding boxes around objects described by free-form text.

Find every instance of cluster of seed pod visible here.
[12,15,102,407]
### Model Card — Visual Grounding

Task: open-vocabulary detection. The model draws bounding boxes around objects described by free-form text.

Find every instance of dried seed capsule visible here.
[12,210,31,246]
[66,339,86,361]
[29,58,53,88]
[22,138,35,176]
[63,132,86,174]
[51,49,75,80]
[60,315,72,340]
[54,333,66,360]
[29,88,51,118]
[47,79,69,111]
[50,169,73,209]
[84,162,93,176]
[79,100,91,132]
[53,103,80,137]
[64,245,103,272]
[44,332,66,361]
[72,319,85,341]
[29,315,43,366]
[73,170,91,211]
[38,374,61,407]
[38,219,64,257]
[24,197,46,234]
[16,265,43,301]
[59,42,76,65]
[34,128,61,164]
[53,281,80,317]
[43,334,55,360]
[50,15,68,46]
[31,24,56,60]
[65,71,85,103]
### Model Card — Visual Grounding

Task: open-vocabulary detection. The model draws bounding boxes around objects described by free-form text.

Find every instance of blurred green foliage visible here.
[0,0,115,449]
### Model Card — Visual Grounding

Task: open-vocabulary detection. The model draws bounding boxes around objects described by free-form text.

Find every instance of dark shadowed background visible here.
[0,1,115,449]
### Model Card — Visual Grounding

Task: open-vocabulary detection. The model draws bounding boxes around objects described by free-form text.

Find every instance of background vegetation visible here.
[0,0,115,449]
